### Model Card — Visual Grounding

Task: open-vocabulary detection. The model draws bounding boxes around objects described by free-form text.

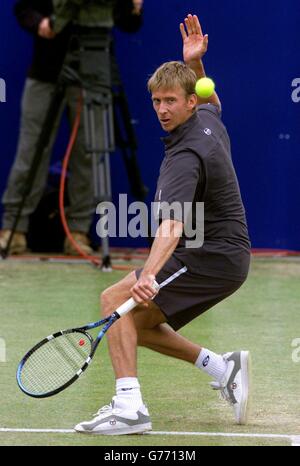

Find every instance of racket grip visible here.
[115,297,137,317]
[115,281,160,318]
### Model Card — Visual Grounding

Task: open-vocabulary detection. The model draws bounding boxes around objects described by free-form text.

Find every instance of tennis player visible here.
[75,14,251,435]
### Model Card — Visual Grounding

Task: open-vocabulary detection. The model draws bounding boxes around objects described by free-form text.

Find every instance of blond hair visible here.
[147,61,197,96]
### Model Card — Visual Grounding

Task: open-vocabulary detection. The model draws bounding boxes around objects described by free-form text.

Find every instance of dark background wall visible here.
[0,0,299,250]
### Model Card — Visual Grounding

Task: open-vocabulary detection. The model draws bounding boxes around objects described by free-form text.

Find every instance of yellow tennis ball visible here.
[195,77,215,98]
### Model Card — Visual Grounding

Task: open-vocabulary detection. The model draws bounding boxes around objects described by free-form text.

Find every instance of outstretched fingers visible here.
[180,22,187,40]
[184,16,193,36]
[184,14,204,37]
[193,14,203,36]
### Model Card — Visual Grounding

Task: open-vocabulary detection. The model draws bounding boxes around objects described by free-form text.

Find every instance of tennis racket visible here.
[16,292,152,399]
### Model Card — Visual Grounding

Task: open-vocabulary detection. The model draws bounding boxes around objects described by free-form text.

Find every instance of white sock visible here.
[195,348,227,381]
[115,377,143,410]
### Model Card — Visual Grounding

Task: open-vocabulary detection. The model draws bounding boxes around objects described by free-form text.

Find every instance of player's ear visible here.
[188,93,198,109]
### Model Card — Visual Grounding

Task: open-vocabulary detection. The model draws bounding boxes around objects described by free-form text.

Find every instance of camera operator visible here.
[0,0,144,255]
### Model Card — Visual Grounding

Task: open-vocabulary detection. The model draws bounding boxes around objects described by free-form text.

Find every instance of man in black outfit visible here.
[0,0,144,255]
[74,14,251,436]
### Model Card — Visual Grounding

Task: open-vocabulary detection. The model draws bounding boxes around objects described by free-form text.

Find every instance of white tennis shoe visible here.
[211,351,251,425]
[74,397,152,435]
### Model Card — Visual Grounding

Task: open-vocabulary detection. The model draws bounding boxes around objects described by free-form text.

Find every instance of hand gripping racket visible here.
[17,284,159,399]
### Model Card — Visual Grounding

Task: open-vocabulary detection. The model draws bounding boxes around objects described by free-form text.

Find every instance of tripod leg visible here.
[83,93,114,271]
[100,104,114,270]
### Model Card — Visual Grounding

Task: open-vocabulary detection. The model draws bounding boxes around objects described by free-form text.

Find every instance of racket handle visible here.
[115,297,137,317]
[115,281,160,318]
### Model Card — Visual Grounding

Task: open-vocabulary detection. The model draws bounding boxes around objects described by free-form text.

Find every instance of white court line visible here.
[291,436,300,447]
[148,431,290,439]
[0,429,74,434]
[0,428,298,445]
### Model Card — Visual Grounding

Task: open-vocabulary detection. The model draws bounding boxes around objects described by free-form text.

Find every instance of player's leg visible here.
[75,270,202,435]
[75,267,250,434]
[75,271,154,435]
[144,261,251,426]
[135,312,251,424]
[100,268,238,394]
[132,260,251,426]
[100,271,205,375]
[134,311,201,363]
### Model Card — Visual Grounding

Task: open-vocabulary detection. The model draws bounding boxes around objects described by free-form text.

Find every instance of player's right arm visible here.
[180,14,221,112]
[130,219,184,304]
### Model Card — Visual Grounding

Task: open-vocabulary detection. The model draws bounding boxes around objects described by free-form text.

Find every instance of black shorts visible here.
[135,255,246,331]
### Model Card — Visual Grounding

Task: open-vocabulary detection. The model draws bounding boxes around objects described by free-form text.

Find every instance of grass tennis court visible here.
[0,257,299,446]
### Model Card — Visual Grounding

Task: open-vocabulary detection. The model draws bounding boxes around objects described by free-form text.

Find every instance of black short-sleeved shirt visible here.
[154,104,251,281]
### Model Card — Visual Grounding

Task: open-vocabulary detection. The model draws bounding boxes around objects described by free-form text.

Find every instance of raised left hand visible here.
[180,14,208,64]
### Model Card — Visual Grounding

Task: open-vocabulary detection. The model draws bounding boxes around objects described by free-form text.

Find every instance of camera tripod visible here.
[0,27,148,269]
[82,86,115,270]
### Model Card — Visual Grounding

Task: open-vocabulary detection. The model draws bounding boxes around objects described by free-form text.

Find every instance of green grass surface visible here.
[0,258,299,446]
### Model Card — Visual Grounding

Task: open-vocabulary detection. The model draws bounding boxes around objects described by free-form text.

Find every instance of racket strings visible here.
[20,332,92,395]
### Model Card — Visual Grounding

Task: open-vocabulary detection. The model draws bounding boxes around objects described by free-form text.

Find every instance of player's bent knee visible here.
[100,288,125,317]
[100,280,134,318]
[100,288,114,317]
